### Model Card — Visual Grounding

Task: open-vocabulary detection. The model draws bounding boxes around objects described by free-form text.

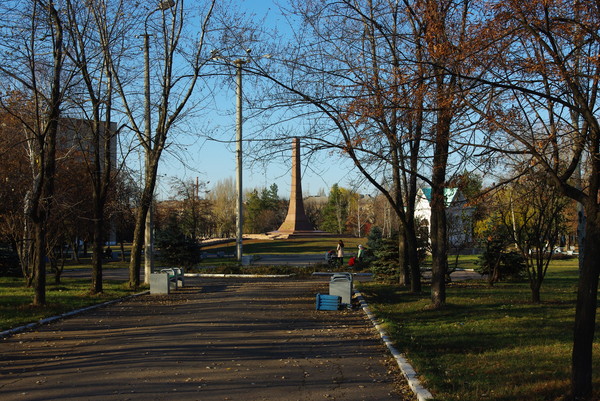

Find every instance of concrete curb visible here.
[0,290,150,339]
[355,291,434,401]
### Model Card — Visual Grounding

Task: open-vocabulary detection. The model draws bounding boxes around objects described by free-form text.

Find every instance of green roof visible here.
[420,187,458,207]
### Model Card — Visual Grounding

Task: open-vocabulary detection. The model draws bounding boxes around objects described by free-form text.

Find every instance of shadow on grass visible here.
[357,265,597,401]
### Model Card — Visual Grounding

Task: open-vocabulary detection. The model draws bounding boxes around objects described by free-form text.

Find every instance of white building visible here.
[414,187,474,247]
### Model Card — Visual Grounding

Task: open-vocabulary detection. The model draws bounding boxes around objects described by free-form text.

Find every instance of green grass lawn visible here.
[202,237,367,255]
[195,237,368,269]
[0,277,144,332]
[359,257,599,401]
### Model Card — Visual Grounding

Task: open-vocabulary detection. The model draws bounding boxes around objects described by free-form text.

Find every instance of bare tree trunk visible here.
[128,177,155,288]
[430,191,448,308]
[430,96,451,308]
[530,272,541,304]
[32,222,46,306]
[70,239,81,263]
[119,240,125,262]
[18,218,34,285]
[91,199,104,294]
[53,245,65,285]
[397,228,407,286]
[571,206,600,400]
[402,228,419,293]
[430,111,450,308]
[128,206,146,289]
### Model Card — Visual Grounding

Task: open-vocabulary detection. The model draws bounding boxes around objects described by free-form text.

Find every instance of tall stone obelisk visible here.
[276,138,315,234]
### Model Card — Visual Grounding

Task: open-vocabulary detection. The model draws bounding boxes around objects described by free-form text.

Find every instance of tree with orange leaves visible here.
[463,1,600,398]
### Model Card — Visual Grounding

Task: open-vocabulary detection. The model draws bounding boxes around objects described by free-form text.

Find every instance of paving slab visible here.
[0,277,415,401]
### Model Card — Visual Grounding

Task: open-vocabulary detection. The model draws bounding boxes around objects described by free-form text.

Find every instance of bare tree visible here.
[495,173,568,302]
[0,1,75,305]
[0,96,36,284]
[106,0,215,288]
[409,0,483,308]
[208,178,236,238]
[228,0,482,301]
[63,0,130,294]
[167,177,213,240]
[231,0,432,292]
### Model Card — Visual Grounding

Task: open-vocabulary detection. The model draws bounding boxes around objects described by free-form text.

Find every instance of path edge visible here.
[355,291,434,401]
[0,290,149,339]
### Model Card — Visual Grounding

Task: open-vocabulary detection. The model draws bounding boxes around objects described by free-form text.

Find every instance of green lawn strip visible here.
[0,277,145,332]
[358,260,599,401]
[421,254,481,272]
[446,254,480,271]
[201,237,367,255]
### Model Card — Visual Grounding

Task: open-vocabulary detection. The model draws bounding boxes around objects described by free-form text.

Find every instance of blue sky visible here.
[153,0,362,200]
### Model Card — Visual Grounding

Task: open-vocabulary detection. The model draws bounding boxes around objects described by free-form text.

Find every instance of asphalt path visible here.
[2,257,483,400]
[0,276,413,400]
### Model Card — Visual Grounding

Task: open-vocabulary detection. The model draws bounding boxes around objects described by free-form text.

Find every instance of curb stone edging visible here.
[0,290,150,339]
[355,291,434,401]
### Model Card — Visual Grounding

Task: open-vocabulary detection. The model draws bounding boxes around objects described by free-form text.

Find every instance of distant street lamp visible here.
[212,50,269,263]
[143,0,175,283]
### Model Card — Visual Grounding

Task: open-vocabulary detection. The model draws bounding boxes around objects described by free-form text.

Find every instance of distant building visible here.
[58,117,117,170]
[303,195,328,206]
[58,117,118,243]
[414,187,474,246]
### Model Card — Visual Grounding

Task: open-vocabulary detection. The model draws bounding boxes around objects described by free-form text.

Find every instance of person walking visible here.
[336,240,345,266]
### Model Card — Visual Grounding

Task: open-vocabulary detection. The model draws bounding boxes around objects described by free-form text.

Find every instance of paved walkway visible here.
[0,276,414,400]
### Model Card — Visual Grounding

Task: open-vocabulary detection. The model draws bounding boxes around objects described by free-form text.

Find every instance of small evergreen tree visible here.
[244,184,283,233]
[366,226,383,254]
[369,233,400,281]
[155,213,201,271]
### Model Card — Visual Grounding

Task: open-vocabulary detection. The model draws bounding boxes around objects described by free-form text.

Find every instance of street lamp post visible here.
[143,0,175,283]
[234,59,245,263]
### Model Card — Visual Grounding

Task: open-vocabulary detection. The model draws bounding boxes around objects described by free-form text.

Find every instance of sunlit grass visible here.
[359,258,599,401]
[0,277,144,332]
[201,237,367,255]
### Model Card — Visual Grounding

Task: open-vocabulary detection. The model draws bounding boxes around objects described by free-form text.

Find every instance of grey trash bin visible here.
[150,272,170,294]
[329,273,353,305]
